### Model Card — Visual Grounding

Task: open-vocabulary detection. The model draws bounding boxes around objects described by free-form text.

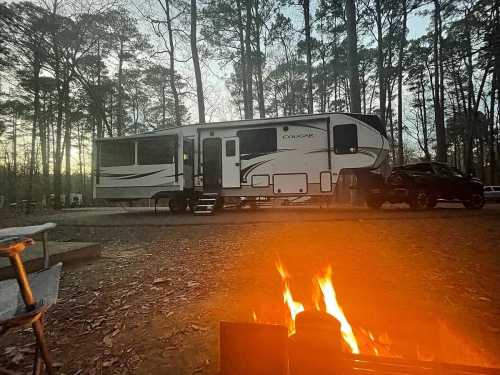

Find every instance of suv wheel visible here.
[426,196,437,209]
[409,190,430,210]
[463,193,485,209]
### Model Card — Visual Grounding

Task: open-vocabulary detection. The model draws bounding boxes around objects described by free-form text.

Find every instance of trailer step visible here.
[192,192,220,215]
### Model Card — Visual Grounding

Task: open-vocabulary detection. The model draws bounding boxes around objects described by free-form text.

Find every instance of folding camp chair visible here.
[0,236,62,375]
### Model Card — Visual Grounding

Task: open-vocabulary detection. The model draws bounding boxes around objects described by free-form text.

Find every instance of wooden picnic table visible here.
[0,223,57,269]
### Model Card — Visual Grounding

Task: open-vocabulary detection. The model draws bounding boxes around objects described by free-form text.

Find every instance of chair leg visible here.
[33,347,43,375]
[32,320,53,375]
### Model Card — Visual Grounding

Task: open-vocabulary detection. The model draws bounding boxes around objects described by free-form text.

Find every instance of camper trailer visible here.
[94,113,390,214]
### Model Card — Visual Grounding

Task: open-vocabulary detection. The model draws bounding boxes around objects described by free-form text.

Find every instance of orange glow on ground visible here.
[226,217,498,368]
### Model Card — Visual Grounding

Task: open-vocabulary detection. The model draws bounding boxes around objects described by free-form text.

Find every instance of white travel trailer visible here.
[94,112,390,214]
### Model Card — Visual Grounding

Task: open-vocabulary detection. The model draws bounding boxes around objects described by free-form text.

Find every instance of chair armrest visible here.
[0,237,34,257]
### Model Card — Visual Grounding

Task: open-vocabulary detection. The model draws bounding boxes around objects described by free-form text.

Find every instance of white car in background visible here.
[483,186,500,203]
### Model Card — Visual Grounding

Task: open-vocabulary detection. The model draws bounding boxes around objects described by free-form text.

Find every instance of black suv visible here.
[366,162,485,209]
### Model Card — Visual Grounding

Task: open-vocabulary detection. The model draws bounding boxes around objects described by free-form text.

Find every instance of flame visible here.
[275,260,304,334]
[315,266,360,354]
[251,310,258,322]
[275,258,290,280]
[259,260,493,365]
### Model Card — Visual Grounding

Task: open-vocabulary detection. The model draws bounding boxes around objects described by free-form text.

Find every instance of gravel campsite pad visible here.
[1,206,499,374]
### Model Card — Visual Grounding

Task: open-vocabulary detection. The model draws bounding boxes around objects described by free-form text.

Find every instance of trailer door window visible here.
[226,140,236,157]
[99,140,135,167]
[237,128,277,155]
[137,136,177,165]
[333,124,358,154]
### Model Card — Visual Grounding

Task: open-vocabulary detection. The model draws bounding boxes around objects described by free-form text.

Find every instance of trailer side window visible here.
[237,128,277,155]
[99,140,135,167]
[333,124,358,154]
[137,136,177,165]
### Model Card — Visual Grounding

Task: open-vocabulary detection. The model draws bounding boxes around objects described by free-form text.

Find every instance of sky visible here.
[139,1,432,123]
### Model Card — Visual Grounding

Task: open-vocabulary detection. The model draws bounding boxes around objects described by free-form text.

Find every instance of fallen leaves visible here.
[153,277,171,285]
[102,335,113,348]
[190,324,208,332]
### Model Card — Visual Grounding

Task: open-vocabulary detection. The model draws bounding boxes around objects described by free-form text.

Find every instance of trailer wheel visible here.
[169,197,187,213]
[366,194,384,209]
[187,198,196,212]
[214,197,224,210]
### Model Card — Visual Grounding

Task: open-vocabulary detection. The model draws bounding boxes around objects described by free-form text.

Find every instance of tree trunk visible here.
[12,113,17,178]
[490,70,497,184]
[320,51,327,112]
[254,0,265,118]
[64,76,72,208]
[164,0,182,127]
[396,1,408,165]
[236,0,249,118]
[346,0,361,113]
[419,73,430,160]
[302,0,313,114]
[27,50,41,212]
[387,84,396,162]
[244,0,254,119]
[96,40,103,138]
[117,39,124,135]
[190,0,205,123]
[433,0,447,162]
[375,0,386,130]
[53,76,65,209]
[162,85,166,127]
[12,111,17,203]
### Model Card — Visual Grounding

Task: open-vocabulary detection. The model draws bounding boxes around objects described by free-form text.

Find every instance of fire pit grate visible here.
[219,321,500,375]
[347,354,499,374]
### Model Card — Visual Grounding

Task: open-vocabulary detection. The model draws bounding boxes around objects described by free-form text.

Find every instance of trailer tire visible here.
[214,197,224,210]
[169,197,187,213]
[366,194,384,209]
[187,198,196,212]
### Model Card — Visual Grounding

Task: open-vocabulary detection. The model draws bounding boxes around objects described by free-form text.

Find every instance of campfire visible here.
[219,259,498,374]
[272,260,359,353]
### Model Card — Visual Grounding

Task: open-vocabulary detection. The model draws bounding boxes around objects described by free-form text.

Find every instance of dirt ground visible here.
[1,205,500,374]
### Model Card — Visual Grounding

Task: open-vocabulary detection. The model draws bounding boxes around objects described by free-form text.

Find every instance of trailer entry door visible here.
[203,138,222,191]
[222,137,241,188]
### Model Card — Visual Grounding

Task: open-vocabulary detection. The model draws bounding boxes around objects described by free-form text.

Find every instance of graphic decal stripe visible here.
[241,159,273,182]
[285,121,327,132]
[118,169,166,180]
[240,149,294,161]
[100,173,135,177]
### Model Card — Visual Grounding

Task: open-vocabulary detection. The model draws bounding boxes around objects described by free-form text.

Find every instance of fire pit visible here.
[219,260,500,374]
